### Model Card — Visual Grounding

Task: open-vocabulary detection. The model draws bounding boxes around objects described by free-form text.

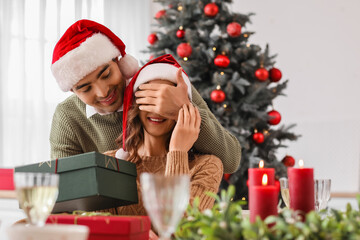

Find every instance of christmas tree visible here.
[144,0,299,204]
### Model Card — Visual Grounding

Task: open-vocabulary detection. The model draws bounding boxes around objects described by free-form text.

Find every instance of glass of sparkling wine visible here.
[279,177,290,208]
[14,172,59,227]
[140,173,190,240]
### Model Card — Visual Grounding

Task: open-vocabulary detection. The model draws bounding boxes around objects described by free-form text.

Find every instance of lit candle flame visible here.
[259,160,264,169]
[299,159,304,168]
[262,174,268,186]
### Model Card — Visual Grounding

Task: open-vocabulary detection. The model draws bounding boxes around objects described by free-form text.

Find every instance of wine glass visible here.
[14,172,59,227]
[279,177,290,208]
[140,173,190,240]
[314,179,331,211]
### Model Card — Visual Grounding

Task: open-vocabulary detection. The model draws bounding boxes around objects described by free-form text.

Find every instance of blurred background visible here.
[0,0,359,194]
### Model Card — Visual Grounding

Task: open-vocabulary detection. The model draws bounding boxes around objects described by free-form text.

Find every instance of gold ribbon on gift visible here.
[104,156,119,171]
[70,211,146,230]
[38,158,59,173]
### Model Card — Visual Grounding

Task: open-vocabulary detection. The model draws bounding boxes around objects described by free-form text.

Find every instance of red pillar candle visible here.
[288,159,314,216]
[249,174,278,223]
[248,160,276,210]
[248,160,275,186]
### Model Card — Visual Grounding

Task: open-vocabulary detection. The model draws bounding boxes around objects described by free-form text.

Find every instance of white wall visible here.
[150,0,360,192]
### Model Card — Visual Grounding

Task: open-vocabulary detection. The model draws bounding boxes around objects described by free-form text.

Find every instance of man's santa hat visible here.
[51,19,139,92]
[115,54,192,160]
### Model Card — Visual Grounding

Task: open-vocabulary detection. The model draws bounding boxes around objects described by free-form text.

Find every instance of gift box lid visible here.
[14,152,138,212]
[47,215,151,235]
[15,151,136,176]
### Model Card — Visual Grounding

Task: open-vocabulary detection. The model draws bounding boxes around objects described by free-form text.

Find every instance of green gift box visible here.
[15,151,138,213]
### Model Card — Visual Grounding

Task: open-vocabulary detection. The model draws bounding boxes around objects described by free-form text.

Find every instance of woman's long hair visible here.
[116,102,172,162]
[116,102,195,162]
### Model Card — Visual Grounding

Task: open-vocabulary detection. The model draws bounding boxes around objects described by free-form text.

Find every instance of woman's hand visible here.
[169,103,201,152]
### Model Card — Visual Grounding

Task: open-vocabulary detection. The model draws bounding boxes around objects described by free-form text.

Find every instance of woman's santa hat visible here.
[51,19,139,92]
[115,54,192,160]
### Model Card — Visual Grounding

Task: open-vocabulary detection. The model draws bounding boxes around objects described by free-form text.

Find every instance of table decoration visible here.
[288,159,314,216]
[248,160,276,211]
[175,185,360,239]
[314,179,331,212]
[249,174,278,223]
[248,160,275,187]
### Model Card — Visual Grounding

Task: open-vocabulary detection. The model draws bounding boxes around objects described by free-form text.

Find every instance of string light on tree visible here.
[147,33,158,45]
[255,67,269,81]
[267,110,282,125]
[176,43,192,58]
[204,3,219,17]
[211,85,226,103]
[227,22,242,37]
[177,3,183,11]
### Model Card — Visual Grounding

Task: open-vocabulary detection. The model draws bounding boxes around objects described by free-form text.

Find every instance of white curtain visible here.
[0,0,149,167]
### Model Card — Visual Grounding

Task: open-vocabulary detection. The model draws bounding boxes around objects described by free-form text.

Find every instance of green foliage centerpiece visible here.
[175,186,360,239]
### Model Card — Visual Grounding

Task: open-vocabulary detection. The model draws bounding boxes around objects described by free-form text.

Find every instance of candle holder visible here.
[314,179,331,212]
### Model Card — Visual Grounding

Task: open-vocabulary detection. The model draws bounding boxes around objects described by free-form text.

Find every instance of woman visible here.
[104,54,223,215]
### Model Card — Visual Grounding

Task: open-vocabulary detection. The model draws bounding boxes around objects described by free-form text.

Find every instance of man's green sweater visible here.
[50,86,241,173]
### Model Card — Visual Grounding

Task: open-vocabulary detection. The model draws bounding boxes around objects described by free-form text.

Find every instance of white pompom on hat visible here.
[51,19,139,92]
[115,54,192,160]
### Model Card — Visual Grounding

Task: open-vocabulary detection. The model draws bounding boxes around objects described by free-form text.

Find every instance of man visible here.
[50,19,241,173]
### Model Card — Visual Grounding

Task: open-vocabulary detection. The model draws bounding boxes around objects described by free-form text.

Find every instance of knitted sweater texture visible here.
[50,86,241,173]
[101,151,223,215]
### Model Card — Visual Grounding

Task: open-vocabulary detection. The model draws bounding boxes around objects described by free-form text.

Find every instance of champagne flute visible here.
[140,173,190,240]
[279,177,290,208]
[14,172,59,227]
[314,179,331,211]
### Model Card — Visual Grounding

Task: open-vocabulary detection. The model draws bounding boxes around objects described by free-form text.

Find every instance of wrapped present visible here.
[46,214,151,240]
[15,152,138,213]
[0,168,15,190]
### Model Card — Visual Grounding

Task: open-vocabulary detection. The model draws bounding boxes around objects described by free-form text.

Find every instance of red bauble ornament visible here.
[223,173,231,182]
[253,132,264,144]
[176,29,185,38]
[214,55,230,68]
[227,22,242,37]
[210,89,226,103]
[282,155,295,167]
[176,43,192,58]
[155,9,166,19]
[255,68,269,81]
[204,3,219,17]
[147,33,158,45]
[267,110,281,125]
[269,67,282,82]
